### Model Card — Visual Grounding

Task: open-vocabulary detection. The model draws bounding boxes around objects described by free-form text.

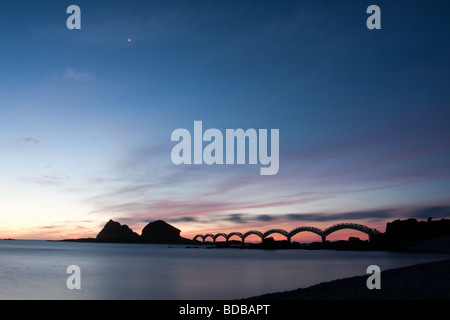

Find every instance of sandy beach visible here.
[247,259,450,300]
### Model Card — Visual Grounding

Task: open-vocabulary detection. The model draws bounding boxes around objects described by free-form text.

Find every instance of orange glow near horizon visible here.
[0,217,392,241]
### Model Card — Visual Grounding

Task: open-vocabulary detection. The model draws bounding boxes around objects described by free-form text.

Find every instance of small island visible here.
[63,219,195,244]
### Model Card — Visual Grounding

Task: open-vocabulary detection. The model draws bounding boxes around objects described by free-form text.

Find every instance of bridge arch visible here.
[262,229,288,240]
[288,226,324,241]
[288,226,323,237]
[203,234,214,242]
[226,232,243,242]
[242,231,263,243]
[323,223,379,242]
[193,234,203,242]
[213,233,227,242]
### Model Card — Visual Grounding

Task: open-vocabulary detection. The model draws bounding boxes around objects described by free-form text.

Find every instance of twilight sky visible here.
[0,0,449,240]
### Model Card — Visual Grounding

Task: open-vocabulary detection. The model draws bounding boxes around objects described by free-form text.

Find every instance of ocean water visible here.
[0,240,448,300]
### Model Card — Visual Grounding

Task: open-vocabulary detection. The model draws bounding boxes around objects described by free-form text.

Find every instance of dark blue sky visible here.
[0,1,449,238]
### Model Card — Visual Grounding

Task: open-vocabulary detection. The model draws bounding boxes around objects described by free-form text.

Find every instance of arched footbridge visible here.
[193,223,380,243]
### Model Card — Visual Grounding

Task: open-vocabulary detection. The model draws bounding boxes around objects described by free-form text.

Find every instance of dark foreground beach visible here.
[247,259,450,300]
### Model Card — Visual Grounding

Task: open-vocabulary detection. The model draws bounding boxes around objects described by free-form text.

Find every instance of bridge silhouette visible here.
[193,223,381,243]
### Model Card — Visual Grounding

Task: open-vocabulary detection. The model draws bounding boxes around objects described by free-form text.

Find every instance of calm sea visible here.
[0,240,448,300]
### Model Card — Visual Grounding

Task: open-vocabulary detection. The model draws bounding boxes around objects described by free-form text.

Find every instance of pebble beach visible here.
[248,259,450,300]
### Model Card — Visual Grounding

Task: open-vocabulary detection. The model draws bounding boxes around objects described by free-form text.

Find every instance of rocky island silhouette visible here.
[64,219,195,244]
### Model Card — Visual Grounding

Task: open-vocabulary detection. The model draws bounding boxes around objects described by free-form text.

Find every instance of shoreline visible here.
[246,258,450,300]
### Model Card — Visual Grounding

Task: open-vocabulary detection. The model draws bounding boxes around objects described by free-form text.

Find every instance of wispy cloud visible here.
[409,206,450,219]
[82,124,450,235]
[165,206,450,226]
[63,68,93,81]
[23,174,70,186]
[19,137,42,145]
[52,68,94,82]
